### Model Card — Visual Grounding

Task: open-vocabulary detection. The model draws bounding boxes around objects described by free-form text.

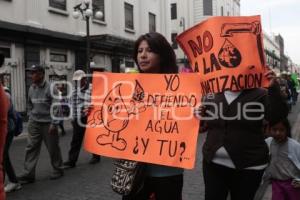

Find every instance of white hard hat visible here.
[72,70,86,81]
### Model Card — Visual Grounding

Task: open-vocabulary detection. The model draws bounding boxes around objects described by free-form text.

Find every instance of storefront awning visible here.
[89,34,135,56]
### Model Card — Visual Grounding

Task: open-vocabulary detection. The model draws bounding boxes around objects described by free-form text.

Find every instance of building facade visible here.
[263,32,280,74]
[0,0,169,112]
[0,0,245,113]
[168,0,240,67]
[274,34,290,72]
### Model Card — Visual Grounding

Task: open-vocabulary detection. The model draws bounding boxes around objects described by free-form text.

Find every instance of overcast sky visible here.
[241,0,300,64]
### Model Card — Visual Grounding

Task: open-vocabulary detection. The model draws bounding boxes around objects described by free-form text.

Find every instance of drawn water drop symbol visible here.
[133,80,145,102]
[218,39,242,68]
[102,84,129,132]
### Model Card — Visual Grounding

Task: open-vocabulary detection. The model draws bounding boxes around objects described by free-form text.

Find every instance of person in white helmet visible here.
[63,70,100,169]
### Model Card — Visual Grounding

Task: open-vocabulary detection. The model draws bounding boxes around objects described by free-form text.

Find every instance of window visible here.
[171,33,178,49]
[0,47,11,58]
[93,0,105,21]
[50,50,67,63]
[227,11,230,16]
[49,0,66,11]
[203,0,212,16]
[221,6,224,16]
[124,3,134,30]
[149,13,156,32]
[171,3,177,20]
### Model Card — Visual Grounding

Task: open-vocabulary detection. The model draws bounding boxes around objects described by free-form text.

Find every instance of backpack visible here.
[14,111,23,136]
[111,159,145,196]
[5,90,23,136]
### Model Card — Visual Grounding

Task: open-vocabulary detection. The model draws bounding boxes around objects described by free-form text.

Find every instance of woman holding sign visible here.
[197,70,289,200]
[122,32,183,200]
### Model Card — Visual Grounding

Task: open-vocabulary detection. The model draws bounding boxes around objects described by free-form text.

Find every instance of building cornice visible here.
[0,21,134,57]
[0,20,82,42]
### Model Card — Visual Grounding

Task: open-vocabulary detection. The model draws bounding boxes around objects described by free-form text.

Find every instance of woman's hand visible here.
[194,105,209,133]
[194,105,207,119]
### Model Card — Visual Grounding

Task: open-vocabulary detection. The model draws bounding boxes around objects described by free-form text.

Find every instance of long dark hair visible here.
[269,118,291,138]
[133,32,178,74]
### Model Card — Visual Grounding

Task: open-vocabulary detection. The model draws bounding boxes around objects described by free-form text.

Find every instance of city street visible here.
[6,99,300,200]
[6,124,206,200]
[1,0,300,199]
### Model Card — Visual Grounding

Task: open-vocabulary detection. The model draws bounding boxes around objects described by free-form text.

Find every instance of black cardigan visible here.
[202,83,289,169]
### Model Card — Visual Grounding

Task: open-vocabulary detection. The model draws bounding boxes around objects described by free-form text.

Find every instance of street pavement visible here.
[6,99,300,200]
[6,122,206,200]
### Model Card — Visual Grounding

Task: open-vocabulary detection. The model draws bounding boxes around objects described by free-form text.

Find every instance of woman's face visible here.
[270,122,288,143]
[137,40,161,73]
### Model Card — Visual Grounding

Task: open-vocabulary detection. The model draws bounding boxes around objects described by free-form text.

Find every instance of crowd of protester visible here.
[1,31,300,200]
[277,72,299,112]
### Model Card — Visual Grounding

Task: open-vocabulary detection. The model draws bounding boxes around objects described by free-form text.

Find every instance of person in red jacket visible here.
[0,51,9,199]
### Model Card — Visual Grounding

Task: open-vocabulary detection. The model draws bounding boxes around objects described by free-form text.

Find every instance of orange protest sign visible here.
[176,15,269,95]
[84,72,201,169]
